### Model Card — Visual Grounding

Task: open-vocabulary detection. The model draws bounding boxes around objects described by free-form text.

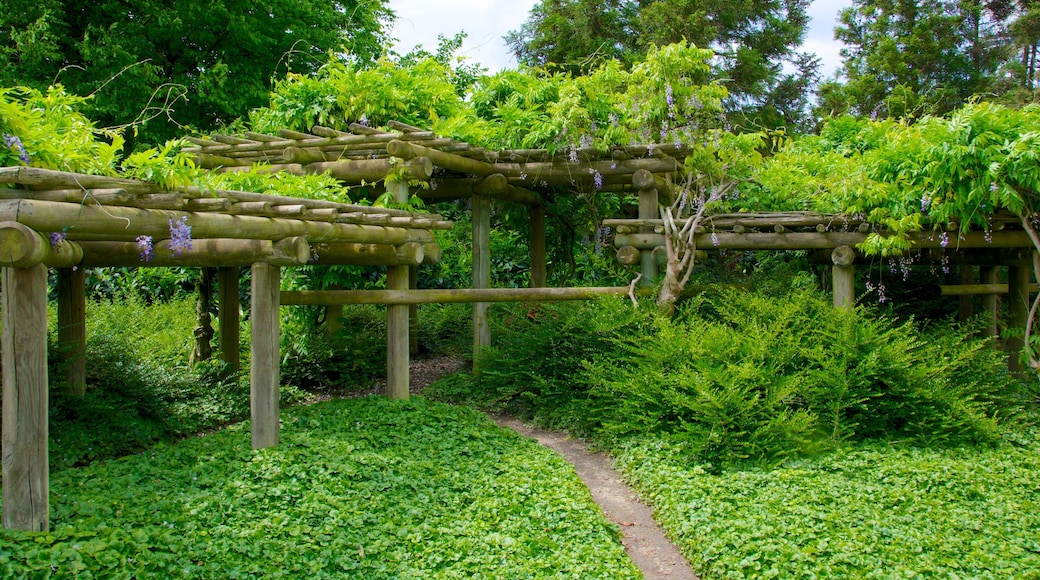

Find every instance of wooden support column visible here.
[57,268,86,397]
[409,267,420,356]
[2,263,49,531]
[832,246,856,309]
[472,194,492,364]
[530,205,546,288]
[250,263,280,449]
[387,266,411,399]
[218,267,241,374]
[638,187,659,286]
[387,180,420,357]
[958,266,975,321]
[1008,262,1030,373]
[325,284,343,338]
[980,266,999,339]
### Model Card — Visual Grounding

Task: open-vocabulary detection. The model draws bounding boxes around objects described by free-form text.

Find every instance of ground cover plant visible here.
[0,398,639,579]
[616,434,1040,578]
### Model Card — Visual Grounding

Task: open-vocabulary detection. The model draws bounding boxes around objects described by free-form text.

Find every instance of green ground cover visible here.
[0,397,638,579]
[617,434,1040,578]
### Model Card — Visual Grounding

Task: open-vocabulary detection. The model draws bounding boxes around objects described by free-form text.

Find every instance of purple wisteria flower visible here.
[593,171,603,191]
[49,232,66,249]
[3,133,30,164]
[939,231,949,248]
[711,232,720,247]
[137,235,154,262]
[168,217,192,255]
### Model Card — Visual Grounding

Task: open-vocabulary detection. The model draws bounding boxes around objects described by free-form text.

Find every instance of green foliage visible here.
[48,297,253,469]
[1,398,640,579]
[0,85,123,174]
[834,0,1030,118]
[506,0,818,130]
[616,433,1040,577]
[432,291,1020,469]
[279,305,388,394]
[427,298,653,434]
[0,0,394,145]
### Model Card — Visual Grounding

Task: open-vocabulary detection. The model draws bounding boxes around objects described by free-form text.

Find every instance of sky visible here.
[387,0,854,79]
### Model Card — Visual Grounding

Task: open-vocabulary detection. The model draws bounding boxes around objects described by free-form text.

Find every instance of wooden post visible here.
[638,187,659,286]
[218,267,241,374]
[958,266,975,321]
[57,268,86,397]
[2,263,49,531]
[324,285,344,337]
[192,268,215,363]
[1008,262,1029,373]
[472,194,492,364]
[409,267,420,355]
[387,180,420,357]
[980,266,999,339]
[387,266,410,399]
[832,246,856,309]
[530,205,546,288]
[250,263,280,449]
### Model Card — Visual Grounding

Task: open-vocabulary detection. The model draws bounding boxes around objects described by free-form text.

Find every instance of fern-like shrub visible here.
[430,291,1021,469]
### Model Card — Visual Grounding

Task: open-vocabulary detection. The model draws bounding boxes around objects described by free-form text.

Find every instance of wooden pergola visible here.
[2,121,1036,532]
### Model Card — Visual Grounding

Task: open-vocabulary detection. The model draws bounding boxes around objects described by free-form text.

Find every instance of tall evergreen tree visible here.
[832,0,1025,117]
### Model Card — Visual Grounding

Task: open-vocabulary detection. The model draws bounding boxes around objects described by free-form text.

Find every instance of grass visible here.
[0,397,639,579]
[616,430,1040,578]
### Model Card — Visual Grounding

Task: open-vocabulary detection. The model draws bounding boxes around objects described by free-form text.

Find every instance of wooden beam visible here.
[310,242,423,266]
[638,187,659,286]
[388,140,497,176]
[832,246,856,309]
[306,156,433,184]
[2,263,49,531]
[250,263,280,449]
[614,230,1034,251]
[57,268,87,397]
[78,237,310,267]
[1007,262,1030,374]
[387,266,411,399]
[472,194,491,365]
[0,199,434,245]
[281,286,648,305]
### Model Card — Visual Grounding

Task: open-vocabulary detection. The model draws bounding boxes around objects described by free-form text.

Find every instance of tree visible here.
[832,0,1025,117]
[504,0,640,74]
[0,0,393,145]
[506,0,818,130]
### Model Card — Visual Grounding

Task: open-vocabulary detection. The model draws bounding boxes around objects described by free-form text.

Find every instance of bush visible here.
[430,289,1022,469]
[588,290,1018,468]
[48,297,252,469]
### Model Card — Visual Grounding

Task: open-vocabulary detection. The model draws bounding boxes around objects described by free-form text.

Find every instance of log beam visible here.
[250,263,280,449]
[0,199,433,245]
[57,268,87,397]
[387,266,411,399]
[832,246,856,309]
[282,286,652,305]
[78,237,310,267]
[1007,262,1030,374]
[218,267,241,375]
[472,194,491,365]
[614,230,1034,251]
[2,263,49,531]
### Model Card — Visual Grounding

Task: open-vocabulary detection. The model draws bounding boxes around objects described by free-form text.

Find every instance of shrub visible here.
[47,297,252,469]
[431,289,1021,469]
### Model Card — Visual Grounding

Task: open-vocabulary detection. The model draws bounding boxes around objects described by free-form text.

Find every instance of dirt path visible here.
[491,416,699,580]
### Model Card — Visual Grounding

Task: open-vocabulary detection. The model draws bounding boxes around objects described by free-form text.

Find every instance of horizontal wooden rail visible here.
[940,283,1039,296]
[282,286,646,305]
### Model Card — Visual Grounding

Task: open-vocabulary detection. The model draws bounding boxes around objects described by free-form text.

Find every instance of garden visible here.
[3,0,1040,577]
